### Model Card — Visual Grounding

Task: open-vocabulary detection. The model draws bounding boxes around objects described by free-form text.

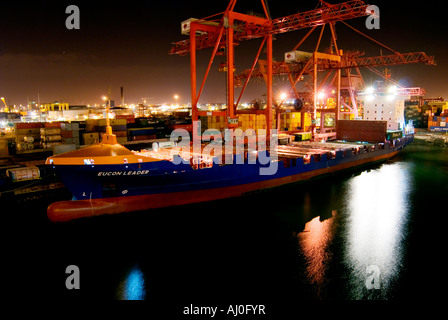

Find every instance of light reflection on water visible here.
[297,211,337,299]
[117,265,146,300]
[15,144,447,303]
[297,161,412,299]
[344,162,411,299]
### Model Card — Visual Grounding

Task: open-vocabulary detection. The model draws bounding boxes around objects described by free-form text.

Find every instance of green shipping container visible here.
[386,130,403,140]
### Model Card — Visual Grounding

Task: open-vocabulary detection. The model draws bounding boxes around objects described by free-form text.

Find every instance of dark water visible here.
[6,143,448,314]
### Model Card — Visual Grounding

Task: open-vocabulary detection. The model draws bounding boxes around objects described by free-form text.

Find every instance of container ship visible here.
[45,119,414,222]
[44,0,423,222]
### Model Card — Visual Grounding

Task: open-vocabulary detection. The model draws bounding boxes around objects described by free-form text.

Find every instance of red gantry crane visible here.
[235,50,434,129]
[170,0,435,139]
[232,12,435,136]
[170,0,374,138]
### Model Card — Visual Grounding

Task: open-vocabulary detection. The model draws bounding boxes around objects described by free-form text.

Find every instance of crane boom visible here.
[342,51,436,69]
[235,51,436,82]
[170,0,370,55]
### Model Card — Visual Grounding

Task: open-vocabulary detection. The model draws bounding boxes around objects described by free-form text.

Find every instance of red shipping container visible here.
[45,122,64,128]
[61,130,73,138]
[114,131,128,137]
[116,114,135,123]
[15,122,43,129]
[171,124,193,132]
[132,135,157,141]
[336,120,387,143]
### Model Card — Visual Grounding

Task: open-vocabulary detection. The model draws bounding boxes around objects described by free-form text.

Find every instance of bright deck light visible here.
[388,85,397,93]
[317,91,325,99]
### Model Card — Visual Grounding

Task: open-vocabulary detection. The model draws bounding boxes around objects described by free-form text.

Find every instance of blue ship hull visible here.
[47,135,413,222]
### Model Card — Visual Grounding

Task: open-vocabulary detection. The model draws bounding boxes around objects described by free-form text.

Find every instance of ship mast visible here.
[102,87,117,144]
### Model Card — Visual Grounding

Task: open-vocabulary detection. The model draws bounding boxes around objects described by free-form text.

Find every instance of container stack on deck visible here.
[198,112,315,137]
[200,115,227,133]
[279,112,298,131]
[278,112,313,132]
[234,112,313,133]
[128,117,167,141]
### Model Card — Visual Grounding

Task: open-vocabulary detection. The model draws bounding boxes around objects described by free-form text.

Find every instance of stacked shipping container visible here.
[40,126,62,149]
[199,112,313,134]
[277,112,313,131]
[428,115,448,132]
[85,119,128,144]
[200,115,227,133]
[14,122,81,152]
[60,122,81,148]
[127,117,168,141]
[15,122,42,152]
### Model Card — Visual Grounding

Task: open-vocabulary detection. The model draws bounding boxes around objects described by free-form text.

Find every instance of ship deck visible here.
[135,140,378,166]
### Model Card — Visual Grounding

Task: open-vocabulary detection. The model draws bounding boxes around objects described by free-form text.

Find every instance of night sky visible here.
[0,0,446,106]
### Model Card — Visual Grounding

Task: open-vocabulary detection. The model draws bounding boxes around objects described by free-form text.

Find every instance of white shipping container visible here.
[7,167,40,182]
[42,142,62,149]
[284,50,313,63]
[181,18,218,35]
[45,135,62,142]
[61,122,80,131]
[40,128,61,135]
[61,123,71,131]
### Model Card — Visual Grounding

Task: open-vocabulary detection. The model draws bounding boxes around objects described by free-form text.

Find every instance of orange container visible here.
[15,122,43,129]
[44,122,64,128]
